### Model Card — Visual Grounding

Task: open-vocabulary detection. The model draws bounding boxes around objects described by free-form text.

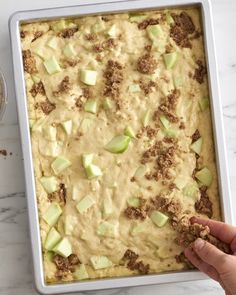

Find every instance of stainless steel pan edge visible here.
[9,0,233,294]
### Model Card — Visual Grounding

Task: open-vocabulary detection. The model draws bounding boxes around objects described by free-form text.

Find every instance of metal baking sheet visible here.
[9,0,233,294]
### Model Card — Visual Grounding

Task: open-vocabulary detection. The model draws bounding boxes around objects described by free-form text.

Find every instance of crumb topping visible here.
[40,98,56,115]
[30,81,46,97]
[53,76,71,96]
[138,18,159,30]
[193,60,207,84]
[22,50,37,74]
[58,27,78,38]
[137,54,158,74]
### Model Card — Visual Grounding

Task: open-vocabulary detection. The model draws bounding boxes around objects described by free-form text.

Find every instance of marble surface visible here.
[0,0,235,294]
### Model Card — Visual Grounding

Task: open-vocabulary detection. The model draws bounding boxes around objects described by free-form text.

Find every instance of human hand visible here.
[184,217,236,295]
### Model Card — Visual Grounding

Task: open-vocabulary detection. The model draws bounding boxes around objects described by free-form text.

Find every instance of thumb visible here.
[193,239,231,273]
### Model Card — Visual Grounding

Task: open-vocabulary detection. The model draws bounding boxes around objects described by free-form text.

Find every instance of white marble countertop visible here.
[0,0,235,294]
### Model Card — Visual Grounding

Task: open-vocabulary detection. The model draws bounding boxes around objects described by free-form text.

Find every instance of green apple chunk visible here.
[174,176,188,190]
[134,165,147,178]
[40,176,58,193]
[52,20,67,32]
[42,203,62,226]
[124,126,136,139]
[51,156,71,175]
[166,13,174,25]
[85,164,102,179]
[47,37,58,50]
[92,21,105,33]
[61,120,73,135]
[131,224,145,236]
[31,74,41,83]
[183,182,199,198]
[44,227,61,250]
[84,99,97,114]
[199,97,210,111]
[105,135,130,154]
[127,197,140,208]
[97,221,117,238]
[43,56,61,75]
[53,237,72,258]
[80,70,97,86]
[163,52,178,70]
[195,167,212,186]
[102,98,114,110]
[34,48,45,60]
[142,110,151,127]
[107,24,117,37]
[90,255,113,270]
[76,195,95,214]
[82,154,94,168]
[43,125,57,141]
[63,43,76,58]
[160,115,170,129]
[191,137,203,155]
[164,128,178,138]
[102,198,113,218]
[151,210,169,227]
[147,25,163,41]
[73,264,89,280]
[80,118,93,133]
[129,14,147,23]
[129,84,141,93]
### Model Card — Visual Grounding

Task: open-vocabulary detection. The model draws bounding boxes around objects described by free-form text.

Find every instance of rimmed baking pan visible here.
[9,0,233,294]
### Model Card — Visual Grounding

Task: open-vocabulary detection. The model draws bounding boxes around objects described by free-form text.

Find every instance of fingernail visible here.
[194,239,205,251]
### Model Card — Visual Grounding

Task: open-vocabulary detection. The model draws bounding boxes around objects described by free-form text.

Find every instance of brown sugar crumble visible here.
[193,60,207,84]
[30,81,45,97]
[53,76,71,96]
[58,27,78,38]
[123,249,150,274]
[137,54,158,74]
[170,12,195,48]
[53,253,81,275]
[40,98,56,115]
[32,31,43,42]
[138,18,159,30]
[194,186,213,218]
[139,79,157,96]
[22,50,37,74]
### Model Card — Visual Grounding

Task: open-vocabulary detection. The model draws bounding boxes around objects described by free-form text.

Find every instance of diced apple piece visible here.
[183,182,199,198]
[44,227,61,250]
[131,224,145,236]
[129,14,147,23]
[129,84,141,93]
[53,237,72,258]
[142,110,151,127]
[80,118,93,133]
[64,215,77,235]
[73,264,89,280]
[63,43,76,58]
[103,197,113,218]
[29,119,36,129]
[84,99,97,114]
[164,52,178,70]
[42,203,62,226]
[31,74,41,83]
[41,142,60,157]
[90,255,112,270]
[134,165,146,178]
[92,21,105,33]
[47,37,58,50]
[34,48,45,60]
[199,97,210,111]
[51,156,71,175]
[195,167,212,186]
[174,176,188,190]
[40,176,58,193]
[105,135,130,154]
[191,137,203,155]
[97,221,117,238]
[107,25,117,37]
[76,195,95,214]
[124,126,136,139]
[160,115,170,129]
[43,56,61,75]
[102,98,114,110]
[147,25,163,41]
[72,186,79,201]
[80,70,97,86]
[61,120,73,135]
[164,128,178,138]
[127,197,140,208]
[151,210,169,227]
[85,164,102,179]
[166,13,174,25]
[43,125,57,141]
[82,154,94,168]
[52,20,67,32]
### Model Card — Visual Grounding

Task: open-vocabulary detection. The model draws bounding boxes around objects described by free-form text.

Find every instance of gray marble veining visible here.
[0,0,235,294]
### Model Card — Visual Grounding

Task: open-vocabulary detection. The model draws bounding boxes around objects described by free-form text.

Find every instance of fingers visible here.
[191,217,236,245]
[184,247,219,281]
[193,238,231,273]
